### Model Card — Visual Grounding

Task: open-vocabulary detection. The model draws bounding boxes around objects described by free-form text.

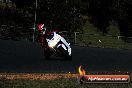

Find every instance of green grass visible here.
[0,72,131,88]
[75,21,132,49]
[0,77,131,88]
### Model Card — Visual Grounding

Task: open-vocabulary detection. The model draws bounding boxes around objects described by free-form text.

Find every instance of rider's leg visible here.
[61,37,71,55]
[61,37,70,49]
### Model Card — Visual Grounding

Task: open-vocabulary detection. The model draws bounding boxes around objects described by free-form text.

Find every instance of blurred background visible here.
[0,0,132,49]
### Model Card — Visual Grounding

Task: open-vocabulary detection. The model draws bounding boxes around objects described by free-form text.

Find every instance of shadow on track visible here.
[44,56,72,61]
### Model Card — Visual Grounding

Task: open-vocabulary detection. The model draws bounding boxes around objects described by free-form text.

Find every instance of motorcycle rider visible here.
[38,23,71,55]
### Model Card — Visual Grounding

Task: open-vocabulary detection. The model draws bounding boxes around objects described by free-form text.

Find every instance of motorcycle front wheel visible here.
[58,46,72,60]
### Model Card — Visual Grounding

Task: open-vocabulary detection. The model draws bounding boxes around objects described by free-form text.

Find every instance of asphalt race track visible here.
[0,40,132,73]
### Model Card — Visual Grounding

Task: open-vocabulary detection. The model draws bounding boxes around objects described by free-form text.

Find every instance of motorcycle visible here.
[44,31,72,60]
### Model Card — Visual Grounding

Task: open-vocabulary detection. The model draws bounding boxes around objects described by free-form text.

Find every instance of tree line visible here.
[1,0,132,38]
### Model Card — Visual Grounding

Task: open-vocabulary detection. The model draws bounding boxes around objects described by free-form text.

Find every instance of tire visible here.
[58,46,72,60]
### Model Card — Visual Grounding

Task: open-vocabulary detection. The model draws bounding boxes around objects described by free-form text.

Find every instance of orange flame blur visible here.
[78,65,86,75]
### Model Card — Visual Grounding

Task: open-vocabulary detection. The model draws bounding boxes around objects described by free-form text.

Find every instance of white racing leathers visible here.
[60,36,71,56]
[46,32,72,59]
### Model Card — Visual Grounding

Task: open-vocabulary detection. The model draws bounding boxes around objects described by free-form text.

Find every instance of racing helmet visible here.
[38,23,46,31]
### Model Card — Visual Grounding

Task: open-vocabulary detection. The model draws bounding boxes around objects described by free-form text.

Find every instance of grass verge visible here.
[75,22,132,49]
[0,73,131,88]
